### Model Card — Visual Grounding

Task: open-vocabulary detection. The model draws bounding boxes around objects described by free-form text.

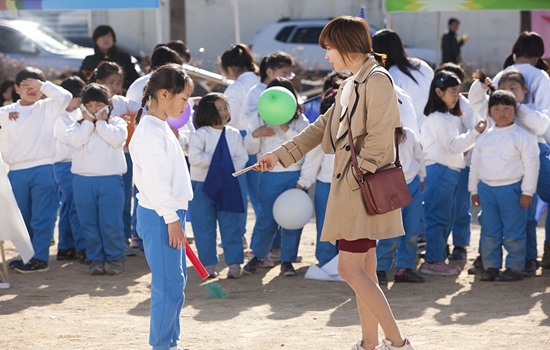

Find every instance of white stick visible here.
[232,164,258,177]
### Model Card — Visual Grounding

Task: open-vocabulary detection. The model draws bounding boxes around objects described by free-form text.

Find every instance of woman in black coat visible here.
[79,25,140,89]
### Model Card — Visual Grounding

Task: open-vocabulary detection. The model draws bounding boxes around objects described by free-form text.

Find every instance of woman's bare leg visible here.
[338,249,404,348]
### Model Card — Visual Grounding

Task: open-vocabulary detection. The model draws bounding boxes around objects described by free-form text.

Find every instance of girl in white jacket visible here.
[469,69,550,277]
[243,78,311,276]
[66,83,128,276]
[420,71,486,276]
[129,64,194,350]
[188,93,248,279]
[469,90,539,281]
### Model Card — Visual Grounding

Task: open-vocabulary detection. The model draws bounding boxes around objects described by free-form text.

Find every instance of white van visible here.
[0,19,94,74]
[249,19,436,73]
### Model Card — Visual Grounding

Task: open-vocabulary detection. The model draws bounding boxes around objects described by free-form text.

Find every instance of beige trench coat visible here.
[273,56,405,242]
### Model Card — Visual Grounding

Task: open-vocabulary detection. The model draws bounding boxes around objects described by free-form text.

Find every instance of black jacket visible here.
[441,31,464,64]
[79,45,140,89]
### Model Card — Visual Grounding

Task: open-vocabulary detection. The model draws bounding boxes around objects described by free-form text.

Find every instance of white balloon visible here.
[273,189,314,230]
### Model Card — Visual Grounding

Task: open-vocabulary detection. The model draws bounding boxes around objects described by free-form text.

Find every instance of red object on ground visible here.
[185,241,209,279]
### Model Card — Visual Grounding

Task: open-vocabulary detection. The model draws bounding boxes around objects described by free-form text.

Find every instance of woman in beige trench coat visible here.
[255,16,415,350]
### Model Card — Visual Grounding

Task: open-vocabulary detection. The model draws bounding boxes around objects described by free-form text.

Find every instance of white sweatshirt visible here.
[400,127,426,184]
[112,95,141,118]
[421,111,479,171]
[126,72,153,104]
[395,86,419,136]
[244,114,310,172]
[66,117,128,176]
[454,95,483,166]
[224,71,261,131]
[469,123,539,195]
[469,80,550,143]
[241,82,267,142]
[0,81,72,170]
[388,58,434,130]
[296,145,334,189]
[129,115,193,224]
[492,63,550,110]
[177,115,196,156]
[54,109,82,163]
[188,125,248,182]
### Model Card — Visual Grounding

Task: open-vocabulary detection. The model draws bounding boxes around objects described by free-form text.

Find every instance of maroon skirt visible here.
[338,238,377,253]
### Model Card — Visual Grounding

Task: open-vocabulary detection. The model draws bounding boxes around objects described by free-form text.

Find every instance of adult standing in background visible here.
[79,25,140,90]
[441,18,468,64]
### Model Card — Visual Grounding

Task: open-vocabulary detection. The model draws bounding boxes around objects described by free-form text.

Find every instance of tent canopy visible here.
[0,0,159,11]
[387,0,550,12]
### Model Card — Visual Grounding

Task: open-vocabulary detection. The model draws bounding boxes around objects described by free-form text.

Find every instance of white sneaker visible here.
[377,338,415,350]
[349,340,367,350]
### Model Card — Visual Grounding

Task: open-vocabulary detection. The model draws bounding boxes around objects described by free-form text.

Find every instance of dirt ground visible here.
[1,206,549,350]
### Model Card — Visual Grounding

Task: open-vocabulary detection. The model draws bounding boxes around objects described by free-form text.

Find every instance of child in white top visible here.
[1,67,72,273]
[66,83,128,275]
[53,76,87,262]
[238,52,296,255]
[94,61,140,253]
[243,78,311,276]
[420,70,486,276]
[434,63,483,262]
[469,90,539,281]
[220,44,261,131]
[129,64,194,350]
[188,93,248,278]
[469,69,550,276]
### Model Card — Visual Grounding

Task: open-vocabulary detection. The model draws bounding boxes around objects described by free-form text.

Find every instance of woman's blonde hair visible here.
[319,16,386,66]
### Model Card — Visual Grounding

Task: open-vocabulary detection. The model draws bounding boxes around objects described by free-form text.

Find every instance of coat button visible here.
[336,173,341,179]
[345,145,351,151]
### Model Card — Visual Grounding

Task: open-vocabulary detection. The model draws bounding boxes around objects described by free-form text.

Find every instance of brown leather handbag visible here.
[345,68,412,215]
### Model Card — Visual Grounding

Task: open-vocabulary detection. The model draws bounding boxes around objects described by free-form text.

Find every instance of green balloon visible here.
[257,86,297,125]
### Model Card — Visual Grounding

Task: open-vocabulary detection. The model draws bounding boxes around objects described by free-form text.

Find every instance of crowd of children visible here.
[2,27,550,290]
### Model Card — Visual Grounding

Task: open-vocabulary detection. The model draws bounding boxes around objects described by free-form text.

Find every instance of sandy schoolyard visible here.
[1,207,549,350]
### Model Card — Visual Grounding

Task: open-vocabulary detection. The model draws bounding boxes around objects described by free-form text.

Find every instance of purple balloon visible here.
[167,101,191,129]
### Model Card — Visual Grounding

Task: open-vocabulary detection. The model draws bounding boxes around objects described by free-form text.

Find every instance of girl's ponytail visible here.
[135,93,149,125]
[473,69,496,94]
[502,53,515,70]
[535,58,549,71]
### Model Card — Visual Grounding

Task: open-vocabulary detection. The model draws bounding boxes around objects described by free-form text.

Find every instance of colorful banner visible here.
[0,0,159,11]
[531,10,550,59]
[387,0,550,12]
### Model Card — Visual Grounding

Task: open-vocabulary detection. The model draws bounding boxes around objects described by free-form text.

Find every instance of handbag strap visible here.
[345,65,401,180]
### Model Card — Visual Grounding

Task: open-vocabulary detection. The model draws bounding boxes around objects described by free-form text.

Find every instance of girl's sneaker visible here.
[280,262,297,276]
[227,264,241,279]
[205,264,218,278]
[76,249,89,265]
[495,268,522,281]
[480,267,500,281]
[419,261,460,276]
[243,256,262,275]
[108,260,125,276]
[89,261,105,275]
[13,258,49,274]
[394,268,425,283]
[467,255,484,275]
[376,338,415,350]
[56,248,77,261]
